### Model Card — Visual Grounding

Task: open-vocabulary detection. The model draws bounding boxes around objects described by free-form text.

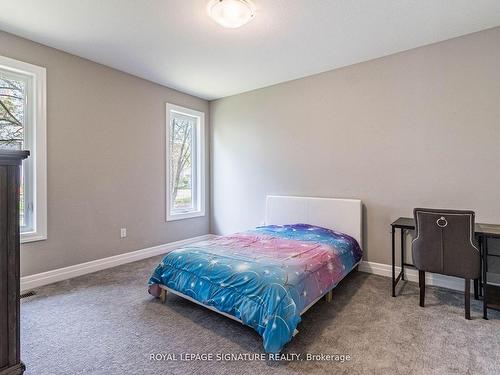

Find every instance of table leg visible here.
[401,228,405,281]
[392,226,396,297]
[483,235,488,320]
[478,235,483,297]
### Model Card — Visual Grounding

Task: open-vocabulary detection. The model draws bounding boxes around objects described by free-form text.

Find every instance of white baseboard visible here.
[21,234,215,293]
[20,240,486,294]
[358,260,468,292]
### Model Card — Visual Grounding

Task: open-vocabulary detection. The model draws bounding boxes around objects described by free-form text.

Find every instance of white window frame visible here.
[166,103,205,222]
[0,55,47,243]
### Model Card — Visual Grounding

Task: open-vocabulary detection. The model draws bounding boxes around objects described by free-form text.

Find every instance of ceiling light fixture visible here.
[207,0,256,29]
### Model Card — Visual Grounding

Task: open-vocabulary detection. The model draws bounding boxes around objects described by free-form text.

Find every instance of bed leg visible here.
[325,290,333,303]
[160,288,167,304]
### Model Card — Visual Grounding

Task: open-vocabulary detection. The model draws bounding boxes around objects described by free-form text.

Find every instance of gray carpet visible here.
[21,255,500,375]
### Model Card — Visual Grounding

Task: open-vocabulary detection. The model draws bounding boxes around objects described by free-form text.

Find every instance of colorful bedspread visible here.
[148,224,362,353]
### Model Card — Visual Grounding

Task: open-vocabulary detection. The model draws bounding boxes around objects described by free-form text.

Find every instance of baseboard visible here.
[20,240,484,294]
[21,234,215,292]
[358,260,468,292]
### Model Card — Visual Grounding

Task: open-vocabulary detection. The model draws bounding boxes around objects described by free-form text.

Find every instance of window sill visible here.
[167,210,205,222]
[21,232,47,244]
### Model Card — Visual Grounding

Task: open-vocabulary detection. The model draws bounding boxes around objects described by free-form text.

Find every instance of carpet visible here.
[21,255,500,375]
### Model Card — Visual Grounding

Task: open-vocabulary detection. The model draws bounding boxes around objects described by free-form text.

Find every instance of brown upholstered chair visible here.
[412,208,480,319]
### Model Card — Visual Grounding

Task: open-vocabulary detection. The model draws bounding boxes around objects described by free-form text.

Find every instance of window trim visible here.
[0,55,47,243]
[165,103,205,222]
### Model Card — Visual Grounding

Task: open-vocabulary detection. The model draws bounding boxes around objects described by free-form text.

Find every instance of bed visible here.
[148,196,363,352]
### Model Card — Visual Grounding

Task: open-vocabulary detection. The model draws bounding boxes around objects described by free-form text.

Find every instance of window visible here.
[0,55,47,242]
[166,103,205,221]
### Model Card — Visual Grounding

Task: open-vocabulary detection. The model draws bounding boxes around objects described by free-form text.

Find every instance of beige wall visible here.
[3,25,500,277]
[210,27,500,266]
[0,31,210,276]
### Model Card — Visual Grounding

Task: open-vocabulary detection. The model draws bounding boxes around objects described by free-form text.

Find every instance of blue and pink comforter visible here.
[148,224,362,352]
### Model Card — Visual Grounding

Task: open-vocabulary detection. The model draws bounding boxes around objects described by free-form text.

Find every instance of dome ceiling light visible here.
[207,0,256,29]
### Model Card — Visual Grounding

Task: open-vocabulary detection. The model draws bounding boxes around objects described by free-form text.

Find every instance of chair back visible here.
[412,208,480,279]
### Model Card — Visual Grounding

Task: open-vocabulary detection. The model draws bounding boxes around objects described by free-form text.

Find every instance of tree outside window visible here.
[170,116,194,211]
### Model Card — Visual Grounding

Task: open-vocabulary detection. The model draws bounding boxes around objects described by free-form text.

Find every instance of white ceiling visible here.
[1,0,500,100]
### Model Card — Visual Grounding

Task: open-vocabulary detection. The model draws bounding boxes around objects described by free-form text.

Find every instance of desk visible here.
[391,217,500,319]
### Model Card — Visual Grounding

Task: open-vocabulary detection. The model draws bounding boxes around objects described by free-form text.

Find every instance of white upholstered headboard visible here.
[265,195,363,246]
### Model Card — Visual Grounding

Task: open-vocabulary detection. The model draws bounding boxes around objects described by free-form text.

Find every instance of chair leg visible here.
[465,279,471,320]
[419,270,425,307]
[473,279,479,300]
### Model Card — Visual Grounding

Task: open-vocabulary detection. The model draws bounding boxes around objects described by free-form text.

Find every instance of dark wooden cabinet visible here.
[0,150,29,375]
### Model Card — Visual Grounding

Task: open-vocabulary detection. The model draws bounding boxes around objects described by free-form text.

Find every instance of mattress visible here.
[148,224,363,353]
